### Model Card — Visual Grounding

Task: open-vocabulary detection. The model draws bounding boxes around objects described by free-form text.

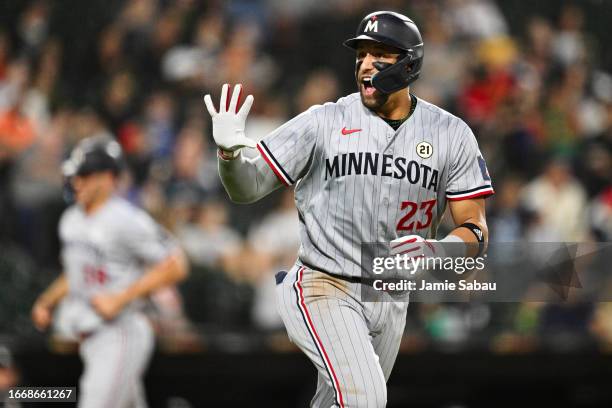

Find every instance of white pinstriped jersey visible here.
[59,196,176,333]
[257,92,494,278]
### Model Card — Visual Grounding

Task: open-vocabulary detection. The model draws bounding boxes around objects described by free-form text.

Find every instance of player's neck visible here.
[376,88,412,120]
[84,192,113,215]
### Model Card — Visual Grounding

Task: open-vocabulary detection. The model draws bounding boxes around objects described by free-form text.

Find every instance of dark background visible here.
[0,0,611,407]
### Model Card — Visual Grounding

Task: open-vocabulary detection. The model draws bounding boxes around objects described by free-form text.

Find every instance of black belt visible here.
[299,261,411,294]
[299,261,376,286]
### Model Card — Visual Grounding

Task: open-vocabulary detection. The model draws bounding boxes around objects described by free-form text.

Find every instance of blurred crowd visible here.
[0,0,611,352]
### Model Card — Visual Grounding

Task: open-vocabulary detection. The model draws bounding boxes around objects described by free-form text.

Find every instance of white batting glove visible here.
[390,235,447,274]
[204,84,256,155]
[391,234,472,275]
[389,235,426,277]
[390,235,441,257]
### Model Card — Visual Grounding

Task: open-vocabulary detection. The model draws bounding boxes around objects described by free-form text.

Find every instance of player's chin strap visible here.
[372,54,420,94]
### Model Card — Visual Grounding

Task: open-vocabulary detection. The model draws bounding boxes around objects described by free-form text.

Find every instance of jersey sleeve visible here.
[446,122,494,201]
[256,107,317,186]
[123,209,178,265]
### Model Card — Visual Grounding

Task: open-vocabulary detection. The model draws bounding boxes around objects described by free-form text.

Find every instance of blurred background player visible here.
[31,136,188,408]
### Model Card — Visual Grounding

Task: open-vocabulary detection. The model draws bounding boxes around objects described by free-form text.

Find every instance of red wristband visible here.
[217,149,239,160]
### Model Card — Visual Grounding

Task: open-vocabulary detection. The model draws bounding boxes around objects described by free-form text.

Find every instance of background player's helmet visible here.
[62,136,124,178]
[343,11,424,94]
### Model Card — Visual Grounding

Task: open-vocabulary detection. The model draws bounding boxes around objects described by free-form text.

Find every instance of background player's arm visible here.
[31,273,68,331]
[122,249,189,303]
[91,249,188,320]
[447,198,488,257]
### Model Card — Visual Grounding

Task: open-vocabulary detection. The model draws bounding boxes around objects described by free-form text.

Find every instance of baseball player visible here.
[205,11,494,408]
[31,136,188,408]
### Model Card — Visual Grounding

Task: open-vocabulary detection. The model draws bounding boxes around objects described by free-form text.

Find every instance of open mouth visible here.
[361,77,376,96]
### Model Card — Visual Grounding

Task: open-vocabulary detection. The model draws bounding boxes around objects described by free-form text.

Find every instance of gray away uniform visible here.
[58,197,176,408]
[219,92,493,407]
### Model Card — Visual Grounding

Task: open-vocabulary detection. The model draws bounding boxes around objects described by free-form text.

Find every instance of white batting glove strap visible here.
[204,83,256,152]
[390,235,447,256]
[388,235,428,277]
[390,234,475,277]
[390,235,453,274]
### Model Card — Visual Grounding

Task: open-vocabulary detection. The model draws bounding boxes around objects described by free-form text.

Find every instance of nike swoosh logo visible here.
[341,127,362,135]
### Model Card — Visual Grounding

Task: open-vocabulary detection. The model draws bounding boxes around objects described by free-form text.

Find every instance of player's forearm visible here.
[120,249,189,305]
[446,198,488,257]
[218,152,281,203]
[36,274,68,308]
[449,219,488,241]
[446,219,488,257]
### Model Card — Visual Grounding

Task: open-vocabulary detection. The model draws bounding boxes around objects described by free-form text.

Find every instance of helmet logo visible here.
[364,19,378,33]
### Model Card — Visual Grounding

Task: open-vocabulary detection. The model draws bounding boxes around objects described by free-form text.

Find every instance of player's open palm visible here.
[91,292,126,320]
[204,83,255,152]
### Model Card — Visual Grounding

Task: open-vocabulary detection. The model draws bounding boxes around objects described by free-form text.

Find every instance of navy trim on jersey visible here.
[258,141,295,186]
[447,185,493,196]
[446,185,495,200]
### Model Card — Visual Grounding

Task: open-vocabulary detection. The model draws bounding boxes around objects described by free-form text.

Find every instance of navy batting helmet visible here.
[62,136,123,178]
[344,11,424,94]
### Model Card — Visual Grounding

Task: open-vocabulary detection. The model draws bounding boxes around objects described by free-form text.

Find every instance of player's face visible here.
[72,172,114,208]
[355,41,401,110]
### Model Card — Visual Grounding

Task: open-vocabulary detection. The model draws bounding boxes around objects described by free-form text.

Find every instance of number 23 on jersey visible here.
[396,199,436,231]
[83,265,108,285]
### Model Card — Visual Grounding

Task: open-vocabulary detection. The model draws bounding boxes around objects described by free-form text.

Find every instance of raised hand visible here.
[204,83,256,153]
